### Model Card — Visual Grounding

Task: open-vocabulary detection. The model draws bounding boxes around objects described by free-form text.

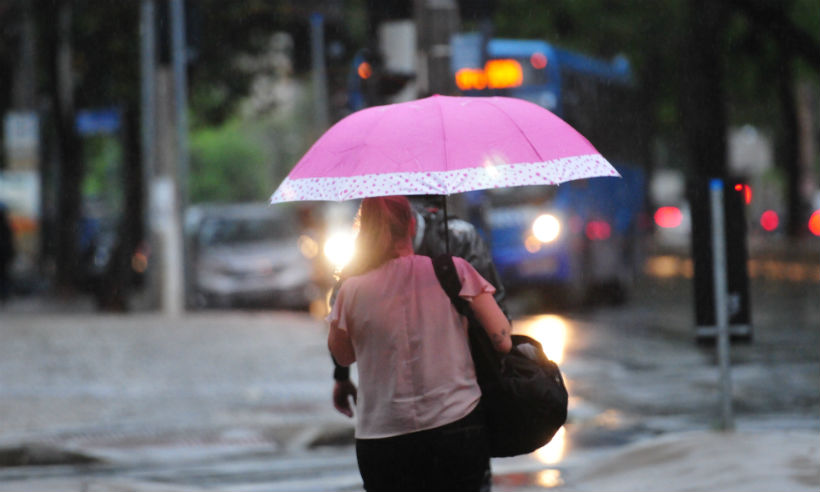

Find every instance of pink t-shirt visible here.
[328,255,495,439]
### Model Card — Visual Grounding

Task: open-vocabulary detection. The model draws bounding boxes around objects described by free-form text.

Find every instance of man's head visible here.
[407,194,445,214]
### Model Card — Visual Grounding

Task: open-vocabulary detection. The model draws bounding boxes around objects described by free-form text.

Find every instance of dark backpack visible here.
[432,254,568,457]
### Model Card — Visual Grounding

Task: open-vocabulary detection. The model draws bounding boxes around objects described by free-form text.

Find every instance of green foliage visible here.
[189,119,272,203]
[188,80,315,205]
[82,135,123,212]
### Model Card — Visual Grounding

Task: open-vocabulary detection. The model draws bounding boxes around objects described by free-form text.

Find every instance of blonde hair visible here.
[342,196,416,278]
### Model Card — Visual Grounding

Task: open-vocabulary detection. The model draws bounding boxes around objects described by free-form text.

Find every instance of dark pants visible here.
[355,405,490,492]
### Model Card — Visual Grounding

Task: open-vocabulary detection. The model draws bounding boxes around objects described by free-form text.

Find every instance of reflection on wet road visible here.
[494,268,819,489]
[506,314,571,485]
[533,427,566,465]
[515,314,569,365]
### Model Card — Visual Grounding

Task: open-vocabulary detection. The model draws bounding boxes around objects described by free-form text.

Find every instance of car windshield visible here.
[199,216,295,246]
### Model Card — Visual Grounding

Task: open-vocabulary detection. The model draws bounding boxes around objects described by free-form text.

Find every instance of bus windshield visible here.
[484,184,557,208]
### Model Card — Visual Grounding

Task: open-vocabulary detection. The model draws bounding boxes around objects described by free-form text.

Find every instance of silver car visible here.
[186,203,321,309]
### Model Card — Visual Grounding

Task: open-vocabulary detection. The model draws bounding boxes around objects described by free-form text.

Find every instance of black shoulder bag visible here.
[432,255,568,458]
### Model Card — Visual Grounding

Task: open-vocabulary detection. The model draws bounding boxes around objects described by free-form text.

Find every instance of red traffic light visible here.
[733,183,752,204]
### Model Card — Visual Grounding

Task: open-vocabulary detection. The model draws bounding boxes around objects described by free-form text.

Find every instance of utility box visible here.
[688,177,752,343]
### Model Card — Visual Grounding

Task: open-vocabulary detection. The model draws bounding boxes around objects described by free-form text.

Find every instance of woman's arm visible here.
[471,292,512,353]
[328,320,356,366]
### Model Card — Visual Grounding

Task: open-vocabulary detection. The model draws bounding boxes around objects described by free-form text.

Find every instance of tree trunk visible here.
[682,0,728,179]
[47,1,84,293]
[96,105,143,311]
[775,51,805,237]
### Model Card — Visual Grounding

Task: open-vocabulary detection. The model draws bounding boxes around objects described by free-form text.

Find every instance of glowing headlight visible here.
[323,231,356,271]
[297,235,319,259]
[532,214,561,243]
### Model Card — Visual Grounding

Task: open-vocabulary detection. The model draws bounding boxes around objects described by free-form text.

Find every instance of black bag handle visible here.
[432,255,502,385]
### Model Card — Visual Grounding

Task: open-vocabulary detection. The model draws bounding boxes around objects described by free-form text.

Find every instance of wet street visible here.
[0,252,818,491]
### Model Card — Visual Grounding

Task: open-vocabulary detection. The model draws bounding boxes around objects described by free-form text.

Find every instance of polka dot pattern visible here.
[270,153,618,203]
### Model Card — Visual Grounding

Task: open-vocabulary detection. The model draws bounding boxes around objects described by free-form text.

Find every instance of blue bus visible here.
[452,36,650,305]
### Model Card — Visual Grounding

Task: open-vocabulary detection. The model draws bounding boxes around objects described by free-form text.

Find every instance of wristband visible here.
[334,365,350,381]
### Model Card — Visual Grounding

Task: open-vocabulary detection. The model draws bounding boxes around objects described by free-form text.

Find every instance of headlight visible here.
[532,214,561,243]
[297,235,320,259]
[324,231,356,271]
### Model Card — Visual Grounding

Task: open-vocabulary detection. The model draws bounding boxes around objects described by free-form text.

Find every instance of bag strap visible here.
[432,255,501,384]
[432,255,469,315]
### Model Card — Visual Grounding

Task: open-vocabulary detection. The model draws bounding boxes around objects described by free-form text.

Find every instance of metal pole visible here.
[170,0,189,209]
[709,178,734,431]
[310,13,329,132]
[161,0,187,315]
[140,0,157,308]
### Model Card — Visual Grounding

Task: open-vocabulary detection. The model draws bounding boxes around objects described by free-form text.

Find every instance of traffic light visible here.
[352,49,414,108]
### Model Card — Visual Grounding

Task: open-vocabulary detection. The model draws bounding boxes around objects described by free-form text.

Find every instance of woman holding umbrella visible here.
[328,195,512,492]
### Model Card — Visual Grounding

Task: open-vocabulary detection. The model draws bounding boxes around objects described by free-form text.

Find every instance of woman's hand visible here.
[333,380,358,418]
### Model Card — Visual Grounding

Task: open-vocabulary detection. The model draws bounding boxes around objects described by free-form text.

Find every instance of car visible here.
[185,203,321,309]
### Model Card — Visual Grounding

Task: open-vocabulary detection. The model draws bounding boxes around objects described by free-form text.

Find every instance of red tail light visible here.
[585,220,611,241]
[760,210,779,232]
[654,206,682,229]
[808,210,820,237]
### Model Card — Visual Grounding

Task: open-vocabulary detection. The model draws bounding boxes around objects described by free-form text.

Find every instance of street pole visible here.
[147,0,186,316]
[140,0,158,308]
[170,0,191,311]
[310,13,329,133]
[709,178,734,431]
[171,0,189,209]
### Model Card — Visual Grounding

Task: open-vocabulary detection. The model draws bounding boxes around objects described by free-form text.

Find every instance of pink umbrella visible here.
[270,94,618,203]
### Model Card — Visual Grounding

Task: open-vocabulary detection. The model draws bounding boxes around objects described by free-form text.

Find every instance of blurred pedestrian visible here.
[0,203,14,302]
[411,195,507,311]
[327,196,511,491]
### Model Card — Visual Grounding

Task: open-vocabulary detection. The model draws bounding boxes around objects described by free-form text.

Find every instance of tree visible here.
[37,0,85,293]
[725,0,820,236]
[4,1,354,307]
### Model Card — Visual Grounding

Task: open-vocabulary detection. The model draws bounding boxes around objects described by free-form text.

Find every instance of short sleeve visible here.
[326,282,350,334]
[452,256,496,301]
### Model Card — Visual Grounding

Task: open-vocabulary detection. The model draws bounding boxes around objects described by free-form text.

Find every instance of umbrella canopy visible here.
[271,94,618,203]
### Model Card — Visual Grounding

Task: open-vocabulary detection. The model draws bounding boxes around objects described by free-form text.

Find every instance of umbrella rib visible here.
[432,97,450,186]
[484,98,545,162]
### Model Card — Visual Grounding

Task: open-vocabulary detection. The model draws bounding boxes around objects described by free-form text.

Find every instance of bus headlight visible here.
[324,231,356,271]
[532,214,561,243]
